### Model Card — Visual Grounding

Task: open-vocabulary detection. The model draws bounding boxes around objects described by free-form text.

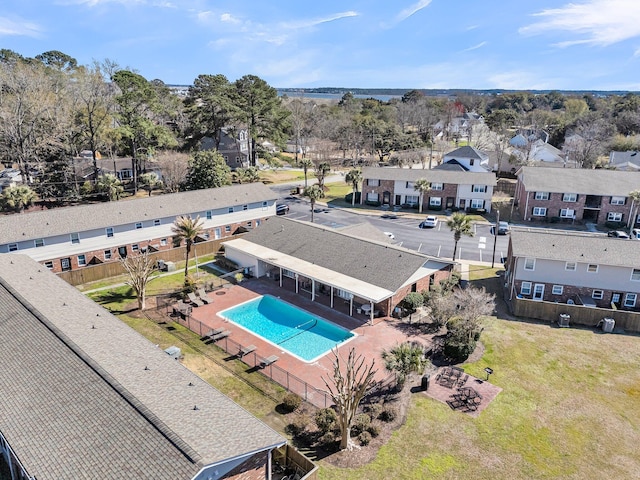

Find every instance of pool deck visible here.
[187,277,433,393]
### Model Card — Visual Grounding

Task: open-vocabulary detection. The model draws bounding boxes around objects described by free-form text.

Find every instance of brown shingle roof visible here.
[517,167,640,196]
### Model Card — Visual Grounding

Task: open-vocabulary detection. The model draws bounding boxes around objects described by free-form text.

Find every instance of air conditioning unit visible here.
[558,313,570,328]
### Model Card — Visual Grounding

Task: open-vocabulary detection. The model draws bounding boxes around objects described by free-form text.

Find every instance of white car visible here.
[384,231,395,240]
[420,216,438,228]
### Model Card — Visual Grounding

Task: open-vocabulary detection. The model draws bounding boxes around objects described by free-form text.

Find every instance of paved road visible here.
[273,189,510,265]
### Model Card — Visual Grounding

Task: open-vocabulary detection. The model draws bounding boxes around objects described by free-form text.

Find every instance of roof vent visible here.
[188,382,194,387]
[193,405,199,411]
[144,366,150,371]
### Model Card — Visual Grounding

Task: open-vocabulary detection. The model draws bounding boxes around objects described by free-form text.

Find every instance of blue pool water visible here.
[218,295,355,362]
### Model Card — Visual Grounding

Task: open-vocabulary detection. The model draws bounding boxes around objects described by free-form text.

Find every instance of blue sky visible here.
[2,0,640,90]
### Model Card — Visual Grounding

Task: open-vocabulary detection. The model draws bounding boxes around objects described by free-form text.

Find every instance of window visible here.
[607,212,623,222]
[471,199,484,209]
[532,207,547,217]
[431,183,443,190]
[404,195,418,206]
[524,258,535,270]
[262,201,268,210]
[472,185,487,193]
[8,243,18,252]
[44,261,53,270]
[61,258,71,271]
[135,222,143,229]
[624,293,637,307]
[282,269,295,278]
[154,219,161,226]
[565,262,576,271]
[611,196,625,205]
[214,228,221,239]
[132,244,139,252]
[367,192,379,202]
[367,179,380,186]
[34,238,45,248]
[70,233,80,244]
[592,290,604,300]
[521,282,532,295]
[77,254,86,267]
[104,249,112,260]
[560,209,574,218]
[631,269,640,281]
[160,238,167,246]
[225,225,231,233]
[469,159,475,166]
[206,210,212,219]
[246,221,252,227]
[405,181,414,189]
[562,193,577,202]
[429,197,442,207]
[106,227,114,238]
[587,264,598,273]
[534,192,549,200]
[243,204,248,211]
[552,285,564,295]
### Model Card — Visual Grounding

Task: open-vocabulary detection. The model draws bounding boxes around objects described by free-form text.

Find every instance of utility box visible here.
[558,313,570,328]
[164,261,176,272]
[164,346,181,359]
[602,318,615,333]
[421,374,431,391]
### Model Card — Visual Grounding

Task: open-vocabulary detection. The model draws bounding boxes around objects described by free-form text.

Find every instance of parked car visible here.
[607,230,630,239]
[632,228,640,240]
[420,215,438,228]
[497,221,510,235]
[384,231,395,240]
[276,204,289,215]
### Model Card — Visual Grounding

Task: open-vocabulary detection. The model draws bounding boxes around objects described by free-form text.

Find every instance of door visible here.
[60,258,71,272]
[446,197,454,209]
[533,284,545,301]
[118,246,128,258]
[612,292,622,308]
[382,191,391,205]
[395,194,401,206]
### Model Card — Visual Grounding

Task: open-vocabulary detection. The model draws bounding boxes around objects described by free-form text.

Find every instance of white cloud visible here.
[279,11,358,30]
[220,13,241,25]
[520,0,640,47]
[461,41,487,53]
[634,47,640,57]
[0,17,42,37]
[395,0,433,23]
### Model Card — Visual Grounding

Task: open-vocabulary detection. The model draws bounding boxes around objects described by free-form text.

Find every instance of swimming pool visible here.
[218,295,355,362]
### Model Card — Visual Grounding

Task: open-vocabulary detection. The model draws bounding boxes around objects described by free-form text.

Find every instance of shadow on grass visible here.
[91,288,137,314]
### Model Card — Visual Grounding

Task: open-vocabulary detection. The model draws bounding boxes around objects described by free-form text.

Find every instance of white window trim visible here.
[611,196,625,205]
[607,212,622,222]
[429,197,442,206]
[631,269,640,281]
[624,293,637,307]
[592,290,604,300]
[8,243,18,252]
[431,183,443,191]
[534,192,549,200]
[565,262,576,271]
[560,209,574,219]
[587,264,599,273]
[521,282,532,295]
[532,207,547,216]
[106,227,114,238]
[77,255,87,267]
[552,285,564,295]
[135,222,143,229]
[562,193,577,202]
[524,258,536,271]
[154,219,161,226]
[70,233,80,244]
[34,239,45,248]
[471,199,484,209]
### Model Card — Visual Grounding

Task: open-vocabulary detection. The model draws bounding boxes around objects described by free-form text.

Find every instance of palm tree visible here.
[171,215,205,278]
[628,190,640,235]
[0,185,37,213]
[414,178,431,213]
[447,212,474,261]
[314,161,331,192]
[304,184,324,223]
[382,342,428,390]
[139,173,159,196]
[300,158,313,188]
[345,168,362,206]
[96,174,124,201]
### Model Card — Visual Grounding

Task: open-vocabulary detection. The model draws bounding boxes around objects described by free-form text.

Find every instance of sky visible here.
[2,0,640,91]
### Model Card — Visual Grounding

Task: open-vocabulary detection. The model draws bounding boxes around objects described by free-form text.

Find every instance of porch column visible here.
[311,279,315,301]
[369,301,374,325]
[295,273,299,294]
[350,297,353,316]
[330,286,334,308]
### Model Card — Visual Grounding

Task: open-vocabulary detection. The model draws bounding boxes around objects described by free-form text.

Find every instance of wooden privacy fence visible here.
[57,239,226,286]
[512,297,640,333]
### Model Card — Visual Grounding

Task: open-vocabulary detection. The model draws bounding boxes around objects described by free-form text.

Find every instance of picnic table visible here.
[436,366,466,389]
[453,386,483,411]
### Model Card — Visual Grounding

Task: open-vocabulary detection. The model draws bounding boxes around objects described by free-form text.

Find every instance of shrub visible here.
[358,431,372,446]
[402,292,424,313]
[285,414,311,437]
[367,423,380,437]
[365,402,384,420]
[351,413,371,436]
[314,408,337,434]
[379,406,398,422]
[365,200,381,207]
[605,220,625,229]
[549,216,561,223]
[215,256,239,272]
[319,431,337,446]
[344,192,361,204]
[182,274,197,294]
[443,337,477,360]
[281,393,302,413]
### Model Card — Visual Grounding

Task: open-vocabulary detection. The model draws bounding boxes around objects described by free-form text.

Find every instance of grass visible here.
[83,270,640,479]
[260,169,306,184]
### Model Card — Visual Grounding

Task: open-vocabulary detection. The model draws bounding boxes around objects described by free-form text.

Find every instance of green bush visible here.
[351,413,371,436]
[281,392,302,413]
[367,423,380,437]
[549,216,561,223]
[443,337,477,360]
[605,221,625,229]
[365,200,381,207]
[365,402,383,420]
[402,292,424,312]
[182,274,197,294]
[345,192,362,204]
[358,431,372,446]
[314,408,338,434]
[379,406,397,423]
[285,414,310,437]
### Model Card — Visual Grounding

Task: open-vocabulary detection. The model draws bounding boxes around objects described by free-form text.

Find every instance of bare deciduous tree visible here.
[120,250,157,310]
[156,151,189,192]
[323,348,377,451]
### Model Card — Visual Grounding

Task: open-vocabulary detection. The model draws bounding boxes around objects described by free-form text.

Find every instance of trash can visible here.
[421,374,431,391]
[296,185,303,194]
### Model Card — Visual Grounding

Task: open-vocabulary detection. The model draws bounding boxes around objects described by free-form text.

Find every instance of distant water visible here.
[278,91,399,102]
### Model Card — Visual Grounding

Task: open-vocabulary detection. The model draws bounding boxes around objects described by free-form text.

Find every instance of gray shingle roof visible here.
[236,217,453,291]
[517,167,640,196]
[610,151,640,167]
[0,183,277,244]
[361,167,497,185]
[510,229,640,266]
[444,146,488,161]
[0,254,285,480]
